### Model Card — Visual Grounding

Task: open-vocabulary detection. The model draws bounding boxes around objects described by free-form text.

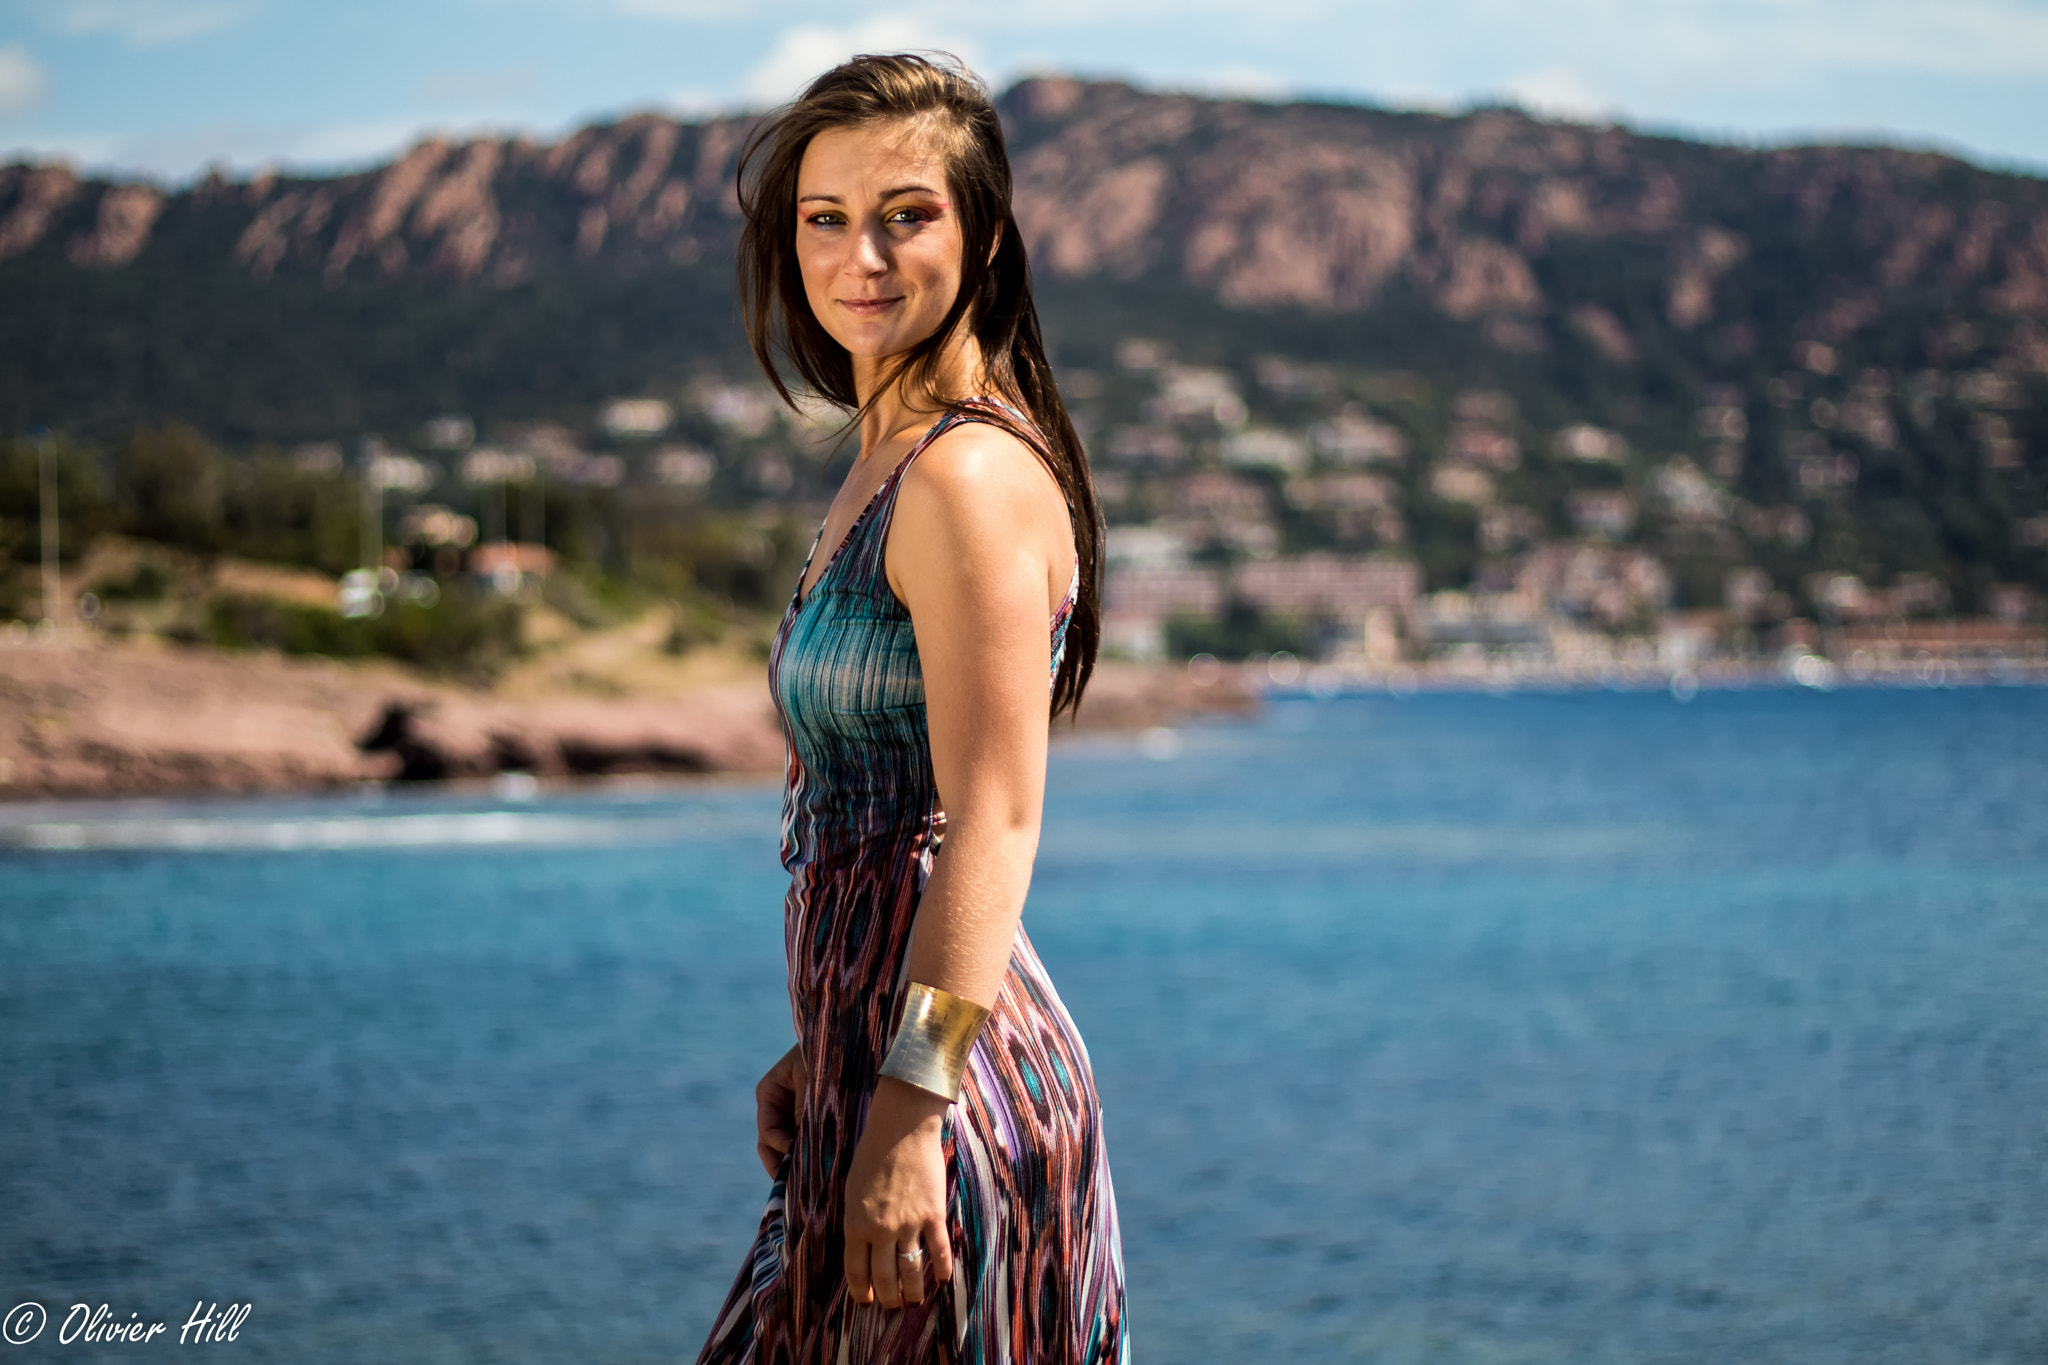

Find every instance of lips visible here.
[839,296,902,315]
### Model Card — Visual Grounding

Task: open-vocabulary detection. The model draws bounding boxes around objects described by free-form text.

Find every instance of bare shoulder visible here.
[887,415,1073,605]
[896,417,1065,531]
[892,416,1070,556]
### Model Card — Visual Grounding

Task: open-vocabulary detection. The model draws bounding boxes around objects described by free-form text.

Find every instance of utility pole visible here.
[33,426,59,631]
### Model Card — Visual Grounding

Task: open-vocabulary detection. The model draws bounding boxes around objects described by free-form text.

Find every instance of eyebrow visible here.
[797,184,945,205]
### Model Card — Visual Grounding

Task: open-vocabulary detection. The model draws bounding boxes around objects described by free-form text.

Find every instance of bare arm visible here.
[892,422,1071,1003]
[838,420,1074,1311]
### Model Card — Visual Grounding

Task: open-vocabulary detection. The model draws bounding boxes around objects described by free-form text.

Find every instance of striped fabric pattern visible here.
[695,399,1126,1365]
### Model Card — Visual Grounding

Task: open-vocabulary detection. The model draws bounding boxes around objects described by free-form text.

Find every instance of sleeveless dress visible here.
[695,397,1129,1365]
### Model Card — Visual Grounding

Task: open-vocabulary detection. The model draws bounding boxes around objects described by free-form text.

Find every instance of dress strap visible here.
[949,397,1082,590]
[825,403,979,601]
[858,398,1080,620]
[866,395,1064,543]
[891,401,977,484]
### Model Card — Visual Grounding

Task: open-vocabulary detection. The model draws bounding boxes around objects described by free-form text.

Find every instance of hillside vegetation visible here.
[1,78,2043,668]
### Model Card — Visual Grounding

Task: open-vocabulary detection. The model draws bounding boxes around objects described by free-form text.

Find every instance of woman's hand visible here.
[755,1044,809,1178]
[842,1076,955,1310]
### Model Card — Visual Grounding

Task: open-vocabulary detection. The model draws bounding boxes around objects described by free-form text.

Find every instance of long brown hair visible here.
[735,52,1102,721]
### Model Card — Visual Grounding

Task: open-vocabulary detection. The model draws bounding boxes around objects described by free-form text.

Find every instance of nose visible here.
[848,222,888,276]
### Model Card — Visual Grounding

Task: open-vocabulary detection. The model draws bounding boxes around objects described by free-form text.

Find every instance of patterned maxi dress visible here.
[695,398,1128,1365]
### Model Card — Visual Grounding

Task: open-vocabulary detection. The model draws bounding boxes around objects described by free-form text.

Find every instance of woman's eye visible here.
[805,213,844,228]
[888,207,935,225]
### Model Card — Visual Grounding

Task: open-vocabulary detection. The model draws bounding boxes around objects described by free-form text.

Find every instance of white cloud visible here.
[1442,0,2048,92]
[4,112,548,183]
[664,87,729,118]
[743,16,982,109]
[1500,67,1619,122]
[285,115,455,170]
[14,0,2048,180]
[0,44,52,117]
[47,0,262,46]
[1194,64,1291,100]
[1671,0,2048,80]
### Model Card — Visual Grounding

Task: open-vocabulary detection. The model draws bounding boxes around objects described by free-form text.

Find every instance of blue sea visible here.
[3,684,2046,1364]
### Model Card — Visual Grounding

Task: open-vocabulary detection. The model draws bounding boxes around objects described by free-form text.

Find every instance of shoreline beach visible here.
[0,631,1259,802]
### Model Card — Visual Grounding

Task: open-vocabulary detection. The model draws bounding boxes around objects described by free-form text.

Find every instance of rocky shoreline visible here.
[0,634,1258,801]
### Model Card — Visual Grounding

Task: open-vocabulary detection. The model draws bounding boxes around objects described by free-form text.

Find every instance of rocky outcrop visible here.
[0,635,397,795]
[10,114,752,291]
[0,163,80,260]
[995,79,2048,349]
[0,628,1268,799]
[0,636,1251,800]
[0,635,784,799]
[356,689,782,782]
[67,184,163,268]
[4,78,2044,353]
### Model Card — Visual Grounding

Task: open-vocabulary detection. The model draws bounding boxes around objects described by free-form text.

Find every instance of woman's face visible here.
[795,120,963,363]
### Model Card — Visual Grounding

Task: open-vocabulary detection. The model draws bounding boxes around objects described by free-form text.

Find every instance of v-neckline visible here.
[788,467,892,615]
[788,406,962,615]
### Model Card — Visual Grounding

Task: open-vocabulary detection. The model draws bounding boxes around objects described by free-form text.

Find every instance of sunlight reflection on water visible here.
[3,686,2046,1364]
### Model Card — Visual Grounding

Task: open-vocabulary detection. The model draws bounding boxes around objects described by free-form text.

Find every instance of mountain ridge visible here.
[1,77,2042,626]
[5,78,2046,334]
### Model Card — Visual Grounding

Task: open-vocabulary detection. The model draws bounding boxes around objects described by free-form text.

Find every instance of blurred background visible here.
[2,2,2046,1361]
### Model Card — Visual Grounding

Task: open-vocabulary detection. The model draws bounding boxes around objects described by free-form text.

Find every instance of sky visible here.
[2,0,2047,183]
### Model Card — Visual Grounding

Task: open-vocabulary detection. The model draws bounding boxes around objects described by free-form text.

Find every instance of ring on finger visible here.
[896,1245,925,1266]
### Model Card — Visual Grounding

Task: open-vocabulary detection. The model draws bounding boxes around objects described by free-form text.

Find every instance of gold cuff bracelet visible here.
[878,981,991,1103]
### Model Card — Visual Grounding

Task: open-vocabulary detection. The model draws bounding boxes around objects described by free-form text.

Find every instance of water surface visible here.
[3,685,2044,1362]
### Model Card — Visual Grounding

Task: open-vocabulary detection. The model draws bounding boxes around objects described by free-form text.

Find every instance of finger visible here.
[756,1141,784,1178]
[756,1068,790,1105]
[757,1073,798,1125]
[897,1238,928,1305]
[923,1216,954,1288]
[871,1237,903,1311]
[755,1088,784,1145]
[844,1233,874,1306]
[754,1122,789,1176]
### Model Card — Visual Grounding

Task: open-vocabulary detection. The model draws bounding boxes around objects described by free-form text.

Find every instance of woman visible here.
[694,53,1127,1365]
